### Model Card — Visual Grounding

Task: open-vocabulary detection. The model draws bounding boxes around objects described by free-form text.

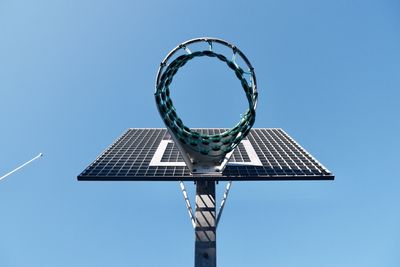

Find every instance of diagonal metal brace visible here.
[179,181,196,228]
[216,181,232,228]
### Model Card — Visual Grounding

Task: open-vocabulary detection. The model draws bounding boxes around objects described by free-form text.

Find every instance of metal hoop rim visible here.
[155,37,257,94]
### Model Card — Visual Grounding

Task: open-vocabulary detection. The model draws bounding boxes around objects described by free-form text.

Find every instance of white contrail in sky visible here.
[0,153,43,181]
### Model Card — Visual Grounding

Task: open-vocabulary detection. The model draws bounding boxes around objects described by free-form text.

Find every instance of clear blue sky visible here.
[1,0,399,266]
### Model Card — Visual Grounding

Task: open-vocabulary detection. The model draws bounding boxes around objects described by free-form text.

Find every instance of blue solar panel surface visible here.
[77,128,334,181]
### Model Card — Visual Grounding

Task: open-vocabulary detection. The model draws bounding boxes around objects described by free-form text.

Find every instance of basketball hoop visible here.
[155,37,258,174]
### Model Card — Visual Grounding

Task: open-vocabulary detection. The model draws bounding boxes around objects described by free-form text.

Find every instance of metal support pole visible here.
[194,180,216,267]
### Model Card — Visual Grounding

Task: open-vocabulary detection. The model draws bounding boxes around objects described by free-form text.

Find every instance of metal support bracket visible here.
[179,181,233,229]
[179,181,196,229]
[216,181,232,228]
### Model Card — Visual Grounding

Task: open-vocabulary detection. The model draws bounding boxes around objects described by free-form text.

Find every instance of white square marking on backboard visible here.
[149,140,262,167]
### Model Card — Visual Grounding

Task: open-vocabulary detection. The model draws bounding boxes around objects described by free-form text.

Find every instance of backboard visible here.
[77,128,333,181]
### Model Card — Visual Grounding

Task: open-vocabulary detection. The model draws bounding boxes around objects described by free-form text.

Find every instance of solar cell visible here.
[77,128,334,181]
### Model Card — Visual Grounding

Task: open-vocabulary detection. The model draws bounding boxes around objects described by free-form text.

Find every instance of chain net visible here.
[155,50,257,157]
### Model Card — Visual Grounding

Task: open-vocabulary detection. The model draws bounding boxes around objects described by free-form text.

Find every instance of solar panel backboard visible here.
[77,128,334,181]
